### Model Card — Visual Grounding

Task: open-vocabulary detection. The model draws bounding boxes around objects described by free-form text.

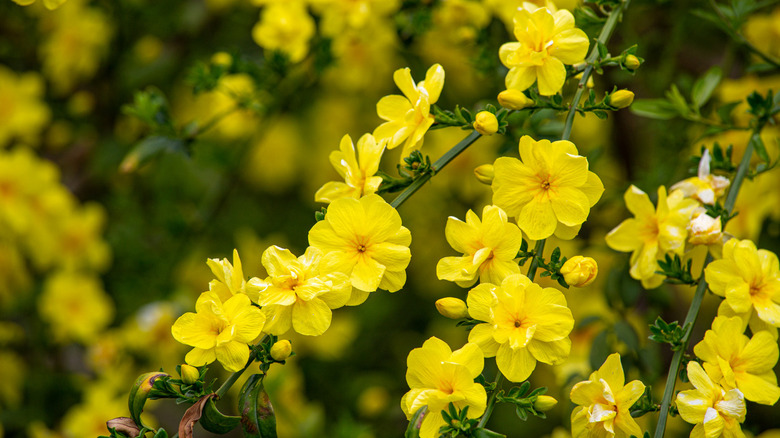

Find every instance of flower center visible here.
[541,180,551,190]
[357,244,367,253]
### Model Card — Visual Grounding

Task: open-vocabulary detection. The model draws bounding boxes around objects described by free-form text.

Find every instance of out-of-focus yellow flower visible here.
[401,337,486,438]
[62,385,129,438]
[435,297,469,319]
[688,210,723,246]
[207,249,252,303]
[243,116,301,192]
[473,111,498,135]
[497,88,533,110]
[705,238,780,334]
[474,164,494,185]
[560,255,598,287]
[270,339,293,361]
[12,0,66,8]
[357,385,390,418]
[50,203,111,272]
[179,364,200,384]
[315,134,385,203]
[308,195,411,304]
[172,291,265,372]
[570,353,645,438]
[252,1,314,63]
[373,64,445,161]
[492,135,604,240]
[744,6,780,62]
[693,316,780,405]
[467,274,574,382]
[39,0,113,94]
[248,246,351,336]
[432,0,490,43]
[676,361,746,438]
[316,0,400,37]
[38,272,114,344]
[436,205,523,287]
[133,35,164,64]
[0,351,25,408]
[499,6,589,95]
[608,90,634,109]
[606,186,698,289]
[0,66,51,147]
[0,243,31,309]
[671,150,731,205]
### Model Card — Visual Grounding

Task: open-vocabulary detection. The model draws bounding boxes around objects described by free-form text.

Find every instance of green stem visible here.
[562,0,631,141]
[526,239,547,281]
[653,130,756,438]
[390,131,482,209]
[707,0,780,69]
[477,373,504,428]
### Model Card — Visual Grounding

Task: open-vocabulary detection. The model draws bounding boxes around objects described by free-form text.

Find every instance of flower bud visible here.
[560,256,598,287]
[534,395,558,412]
[473,111,498,136]
[498,89,533,110]
[211,51,233,67]
[624,54,641,70]
[474,164,494,185]
[688,211,722,245]
[435,297,469,319]
[180,364,199,384]
[270,339,292,361]
[608,90,635,109]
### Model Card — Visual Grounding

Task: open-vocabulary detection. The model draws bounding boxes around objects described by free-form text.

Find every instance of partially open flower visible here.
[688,210,723,246]
[560,256,598,287]
[473,111,498,135]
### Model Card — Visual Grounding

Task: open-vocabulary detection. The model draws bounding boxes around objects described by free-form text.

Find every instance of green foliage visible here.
[648,317,689,351]
[630,386,659,418]
[378,150,434,194]
[438,405,506,438]
[494,381,550,421]
[239,374,278,438]
[656,254,697,286]
[535,247,570,289]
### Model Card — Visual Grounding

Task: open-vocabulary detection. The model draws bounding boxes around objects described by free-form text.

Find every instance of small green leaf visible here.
[128,372,168,427]
[474,428,507,438]
[405,406,427,438]
[199,397,241,434]
[751,133,770,163]
[630,99,679,120]
[120,136,186,173]
[691,67,722,109]
[238,374,277,438]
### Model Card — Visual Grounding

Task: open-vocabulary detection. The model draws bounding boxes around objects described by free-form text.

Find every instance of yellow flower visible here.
[473,111,498,135]
[373,64,445,161]
[171,291,265,372]
[570,353,645,438]
[705,238,780,332]
[207,249,254,303]
[11,0,67,9]
[400,337,486,438]
[688,210,723,246]
[492,135,604,240]
[606,185,698,289]
[38,272,114,344]
[676,361,746,438]
[671,149,730,206]
[308,195,411,305]
[0,65,51,147]
[693,316,780,405]
[315,133,385,204]
[252,2,315,63]
[499,6,589,95]
[467,274,574,382]
[435,297,469,320]
[560,255,598,287]
[436,205,523,287]
[247,245,351,336]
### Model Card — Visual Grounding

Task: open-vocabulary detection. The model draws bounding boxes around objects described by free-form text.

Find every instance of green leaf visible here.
[153,429,169,438]
[691,67,722,109]
[238,374,277,438]
[120,135,186,173]
[128,372,168,427]
[630,99,679,120]
[751,133,770,163]
[199,397,241,434]
[405,406,427,438]
[474,428,507,438]
[666,84,692,116]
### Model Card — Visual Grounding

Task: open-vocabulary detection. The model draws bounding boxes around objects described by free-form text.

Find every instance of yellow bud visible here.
[180,364,199,384]
[211,52,233,67]
[560,256,598,287]
[474,164,495,185]
[473,111,498,136]
[688,211,722,245]
[609,90,635,109]
[497,89,533,110]
[534,395,558,412]
[624,54,641,70]
[435,297,469,319]
[270,339,292,361]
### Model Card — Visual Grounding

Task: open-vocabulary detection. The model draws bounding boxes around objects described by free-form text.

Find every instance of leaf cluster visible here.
[438,405,504,438]
[432,105,509,134]
[377,150,434,194]
[494,381,551,421]
[648,317,689,351]
[149,366,212,404]
[535,247,570,289]
[656,254,698,286]
[689,143,735,174]
[629,386,659,418]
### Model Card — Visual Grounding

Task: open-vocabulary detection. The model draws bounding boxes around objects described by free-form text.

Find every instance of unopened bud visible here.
[609,90,635,109]
[498,89,533,110]
[474,164,495,185]
[560,256,598,287]
[624,54,641,70]
[211,52,233,67]
[534,395,558,412]
[435,297,469,319]
[473,111,498,135]
[688,212,722,245]
[270,339,292,361]
[180,364,199,384]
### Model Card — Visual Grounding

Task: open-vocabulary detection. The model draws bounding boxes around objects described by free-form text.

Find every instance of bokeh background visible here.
[1,0,779,436]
